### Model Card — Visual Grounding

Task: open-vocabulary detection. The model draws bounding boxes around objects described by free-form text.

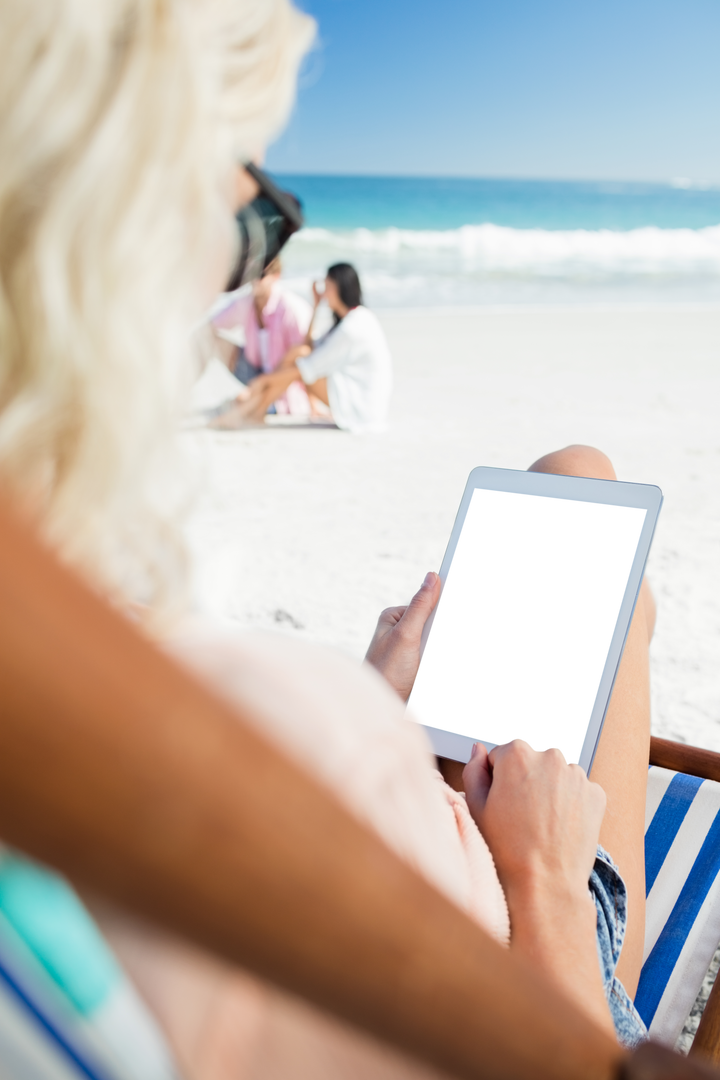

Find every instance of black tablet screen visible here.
[408,487,646,764]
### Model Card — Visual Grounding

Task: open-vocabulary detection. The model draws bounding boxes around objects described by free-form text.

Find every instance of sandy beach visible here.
[185,304,720,751]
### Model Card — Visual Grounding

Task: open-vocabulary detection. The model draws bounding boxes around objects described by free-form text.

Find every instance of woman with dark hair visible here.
[222,261,393,432]
[323,262,363,318]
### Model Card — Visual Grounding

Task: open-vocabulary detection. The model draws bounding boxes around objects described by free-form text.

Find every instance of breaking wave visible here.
[293,222,720,275]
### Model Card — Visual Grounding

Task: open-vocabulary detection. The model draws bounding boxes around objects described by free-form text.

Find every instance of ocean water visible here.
[275,176,720,308]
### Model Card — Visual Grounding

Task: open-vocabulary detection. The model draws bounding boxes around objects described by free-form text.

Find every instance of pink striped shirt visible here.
[213,284,313,416]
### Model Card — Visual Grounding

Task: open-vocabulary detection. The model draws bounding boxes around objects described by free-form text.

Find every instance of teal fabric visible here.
[0,854,121,1015]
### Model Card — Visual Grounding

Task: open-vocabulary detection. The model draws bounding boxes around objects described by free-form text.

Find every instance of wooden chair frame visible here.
[0,496,717,1080]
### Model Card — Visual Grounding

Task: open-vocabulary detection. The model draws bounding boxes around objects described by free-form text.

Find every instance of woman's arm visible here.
[239,358,329,420]
[302,281,323,346]
[241,365,300,418]
[366,582,615,1038]
[463,742,614,1037]
[278,343,311,369]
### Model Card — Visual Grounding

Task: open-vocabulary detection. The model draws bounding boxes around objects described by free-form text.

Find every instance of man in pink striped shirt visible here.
[212,258,312,415]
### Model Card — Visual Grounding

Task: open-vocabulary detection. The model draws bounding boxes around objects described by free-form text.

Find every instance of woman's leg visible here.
[529,445,652,999]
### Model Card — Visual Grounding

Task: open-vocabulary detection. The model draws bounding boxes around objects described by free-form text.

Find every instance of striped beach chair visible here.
[638,738,720,1059]
[438,737,720,1063]
[0,850,181,1080]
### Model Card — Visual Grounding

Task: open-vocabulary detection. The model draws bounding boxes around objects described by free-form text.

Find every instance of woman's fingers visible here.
[365,572,440,700]
[463,742,492,816]
[466,740,606,899]
[375,606,407,635]
[369,573,439,656]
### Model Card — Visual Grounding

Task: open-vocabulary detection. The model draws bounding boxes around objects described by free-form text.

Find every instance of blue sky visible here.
[267,0,720,181]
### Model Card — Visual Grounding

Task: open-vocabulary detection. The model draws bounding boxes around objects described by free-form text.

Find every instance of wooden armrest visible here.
[650,737,720,784]
[622,1042,719,1078]
[694,983,720,1068]
[438,755,465,791]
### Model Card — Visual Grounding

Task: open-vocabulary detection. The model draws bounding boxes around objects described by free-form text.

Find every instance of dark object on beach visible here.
[227,163,304,290]
[273,607,304,630]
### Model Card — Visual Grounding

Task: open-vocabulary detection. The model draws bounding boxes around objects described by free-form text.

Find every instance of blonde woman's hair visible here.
[0,0,313,608]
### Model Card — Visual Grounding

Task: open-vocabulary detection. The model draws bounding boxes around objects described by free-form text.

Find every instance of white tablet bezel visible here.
[409,466,663,773]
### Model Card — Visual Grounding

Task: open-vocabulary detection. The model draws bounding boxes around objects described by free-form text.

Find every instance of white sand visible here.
[184,305,720,751]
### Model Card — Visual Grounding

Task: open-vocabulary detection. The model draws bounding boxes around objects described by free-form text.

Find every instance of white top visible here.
[297,306,393,433]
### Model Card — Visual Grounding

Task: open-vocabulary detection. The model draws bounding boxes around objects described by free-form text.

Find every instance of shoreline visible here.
[362,300,720,315]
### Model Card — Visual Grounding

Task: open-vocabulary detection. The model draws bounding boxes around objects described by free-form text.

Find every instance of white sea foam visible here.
[293,222,720,275]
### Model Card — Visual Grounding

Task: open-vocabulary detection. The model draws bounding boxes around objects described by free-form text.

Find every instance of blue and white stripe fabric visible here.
[0,849,183,1080]
[636,765,720,1046]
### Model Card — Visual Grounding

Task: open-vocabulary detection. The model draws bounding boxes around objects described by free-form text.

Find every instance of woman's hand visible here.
[312,280,324,307]
[365,572,441,701]
[243,367,298,417]
[279,344,311,369]
[464,741,613,1034]
[243,373,283,418]
[464,741,605,902]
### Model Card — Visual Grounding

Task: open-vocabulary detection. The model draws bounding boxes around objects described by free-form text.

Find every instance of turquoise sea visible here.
[275,176,720,307]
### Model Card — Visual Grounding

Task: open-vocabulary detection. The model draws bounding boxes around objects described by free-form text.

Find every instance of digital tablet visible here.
[407,467,662,773]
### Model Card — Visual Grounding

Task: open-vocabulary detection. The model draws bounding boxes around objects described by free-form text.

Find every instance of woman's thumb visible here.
[463,742,493,819]
[400,571,440,636]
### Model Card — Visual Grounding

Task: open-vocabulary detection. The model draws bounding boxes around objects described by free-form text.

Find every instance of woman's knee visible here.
[530,445,657,643]
[528,444,617,481]
[640,578,657,642]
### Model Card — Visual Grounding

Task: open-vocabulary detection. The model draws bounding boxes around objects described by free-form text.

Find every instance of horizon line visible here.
[266,170,720,189]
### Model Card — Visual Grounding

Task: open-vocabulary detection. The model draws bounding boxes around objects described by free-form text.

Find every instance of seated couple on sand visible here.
[212,261,393,433]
